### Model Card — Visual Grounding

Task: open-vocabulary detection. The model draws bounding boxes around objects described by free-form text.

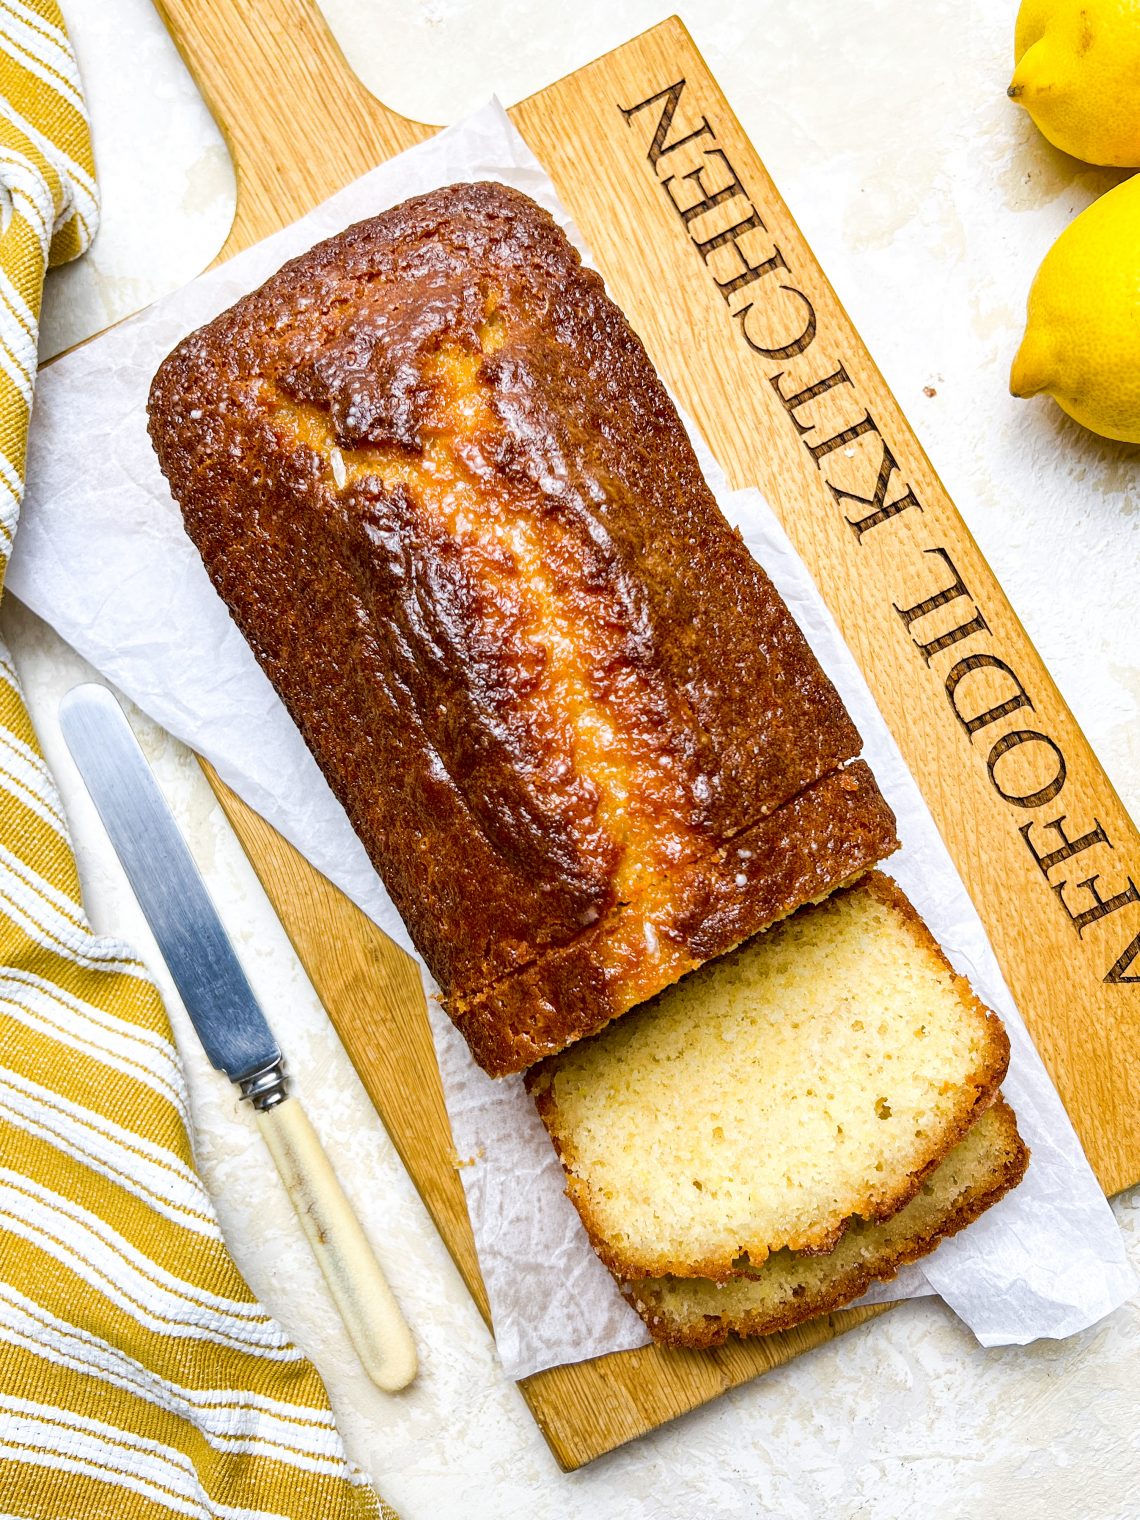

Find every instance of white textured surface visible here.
[11,0,1140,1515]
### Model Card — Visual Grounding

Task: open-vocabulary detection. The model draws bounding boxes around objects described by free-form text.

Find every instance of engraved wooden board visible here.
[139,0,1140,1471]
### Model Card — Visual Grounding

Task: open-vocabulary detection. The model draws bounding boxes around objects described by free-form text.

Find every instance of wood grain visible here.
[145,0,1140,1470]
[152,0,433,254]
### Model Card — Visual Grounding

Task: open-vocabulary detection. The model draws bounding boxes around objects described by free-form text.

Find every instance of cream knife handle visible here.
[255,1095,417,1392]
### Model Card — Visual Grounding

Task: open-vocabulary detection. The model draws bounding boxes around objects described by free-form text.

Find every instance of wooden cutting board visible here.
[146,0,1140,1471]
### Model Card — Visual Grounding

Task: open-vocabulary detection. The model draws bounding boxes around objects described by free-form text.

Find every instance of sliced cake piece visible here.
[525,872,1010,1281]
[620,1097,1029,1348]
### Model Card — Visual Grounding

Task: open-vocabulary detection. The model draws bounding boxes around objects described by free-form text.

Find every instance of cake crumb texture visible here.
[621,1098,1028,1347]
[527,872,1011,1279]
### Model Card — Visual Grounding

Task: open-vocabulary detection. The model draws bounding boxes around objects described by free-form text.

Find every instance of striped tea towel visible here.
[0,6,394,1516]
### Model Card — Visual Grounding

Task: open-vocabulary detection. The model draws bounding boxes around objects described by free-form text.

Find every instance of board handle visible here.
[152,0,435,259]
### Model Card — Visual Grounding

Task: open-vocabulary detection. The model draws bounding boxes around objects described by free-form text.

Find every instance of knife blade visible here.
[59,682,280,1091]
[59,682,417,1392]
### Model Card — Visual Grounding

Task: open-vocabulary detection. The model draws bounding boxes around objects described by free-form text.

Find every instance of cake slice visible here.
[620,1097,1028,1347]
[526,872,1010,1280]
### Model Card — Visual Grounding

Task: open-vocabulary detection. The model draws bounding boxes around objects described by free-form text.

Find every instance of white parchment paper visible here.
[14,100,1134,1380]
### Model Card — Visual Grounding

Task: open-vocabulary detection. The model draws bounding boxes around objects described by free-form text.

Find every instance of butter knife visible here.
[59,683,417,1393]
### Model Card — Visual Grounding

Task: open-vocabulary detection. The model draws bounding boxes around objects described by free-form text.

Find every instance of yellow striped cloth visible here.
[0,7,393,1517]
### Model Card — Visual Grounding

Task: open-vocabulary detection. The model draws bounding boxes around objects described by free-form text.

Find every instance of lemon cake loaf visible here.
[526,872,1011,1280]
[620,1097,1028,1347]
[148,181,898,1078]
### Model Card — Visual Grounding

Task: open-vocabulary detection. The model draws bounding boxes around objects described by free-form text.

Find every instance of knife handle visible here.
[255,1095,417,1392]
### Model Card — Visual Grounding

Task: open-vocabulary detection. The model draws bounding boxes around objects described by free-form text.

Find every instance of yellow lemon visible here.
[1010,173,1140,441]
[1010,0,1140,166]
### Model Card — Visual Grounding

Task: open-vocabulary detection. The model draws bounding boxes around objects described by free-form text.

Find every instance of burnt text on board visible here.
[620,77,1140,986]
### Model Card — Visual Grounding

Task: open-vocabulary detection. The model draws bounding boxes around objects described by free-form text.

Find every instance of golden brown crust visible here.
[461,762,897,1073]
[527,872,1012,1279]
[621,1098,1029,1348]
[147,180,897,1077]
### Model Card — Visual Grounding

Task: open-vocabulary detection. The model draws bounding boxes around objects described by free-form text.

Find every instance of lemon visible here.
[1010,173,1140,441]
[1010,0,1140,166]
